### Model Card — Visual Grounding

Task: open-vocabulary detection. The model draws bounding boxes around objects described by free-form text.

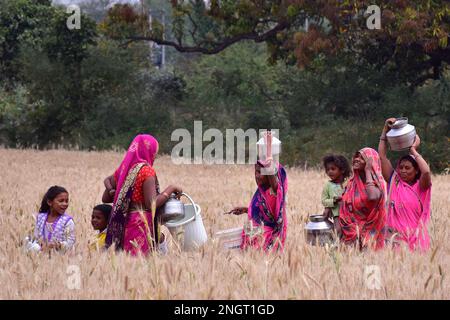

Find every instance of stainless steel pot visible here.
[304,215,334,246]
[161,193,184,222]
[386,117,416,151]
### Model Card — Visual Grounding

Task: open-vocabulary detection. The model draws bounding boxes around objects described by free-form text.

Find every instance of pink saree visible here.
[386,170,431,252]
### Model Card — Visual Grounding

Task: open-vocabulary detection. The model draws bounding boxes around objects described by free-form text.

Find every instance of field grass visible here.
[0,148,448,299]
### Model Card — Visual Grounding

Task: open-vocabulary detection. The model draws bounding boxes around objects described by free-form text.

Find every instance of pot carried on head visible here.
[304,215,334,246]
[386,117,416,151]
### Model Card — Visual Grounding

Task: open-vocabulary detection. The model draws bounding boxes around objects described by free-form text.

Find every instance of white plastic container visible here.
[214,227,243,250]
[257,132,281,156]
[257,131,281,175]
[182,205,208,251]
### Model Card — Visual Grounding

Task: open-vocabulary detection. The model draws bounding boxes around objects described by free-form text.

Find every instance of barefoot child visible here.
[33,186,75,252]
[89,204,112,251]
[321,155,350,236]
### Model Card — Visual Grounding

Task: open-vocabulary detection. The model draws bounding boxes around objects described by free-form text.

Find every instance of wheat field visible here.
[0,148,448,300]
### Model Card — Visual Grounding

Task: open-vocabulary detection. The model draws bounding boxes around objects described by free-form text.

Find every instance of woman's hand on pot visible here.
[168,185,183,197]
[383,118,397,132]
[411,134,421,151]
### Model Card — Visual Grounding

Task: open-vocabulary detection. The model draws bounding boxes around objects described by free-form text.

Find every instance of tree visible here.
[103,0,450,87]
[0,0,55,86]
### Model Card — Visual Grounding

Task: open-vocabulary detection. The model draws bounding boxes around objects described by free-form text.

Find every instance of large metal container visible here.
[386,117,416,151]
[304,215,334,246]
[160,193,189,223]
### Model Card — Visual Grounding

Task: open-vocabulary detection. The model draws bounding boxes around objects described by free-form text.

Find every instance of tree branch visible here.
[120,21,290,54]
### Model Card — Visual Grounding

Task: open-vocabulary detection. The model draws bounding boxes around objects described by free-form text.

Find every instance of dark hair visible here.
[399,155,421,181]
[323,155,351,179]
[39,186,68,213]
[93,204,112,222]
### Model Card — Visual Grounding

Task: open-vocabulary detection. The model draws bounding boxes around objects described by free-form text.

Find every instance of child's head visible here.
[91,204,112,231]
[39,186,69,215]
[323,155,350,182]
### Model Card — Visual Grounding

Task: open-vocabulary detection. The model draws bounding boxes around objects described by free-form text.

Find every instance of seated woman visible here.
[339,148,386,250]
[379,118,432,252]
[102,134,182,256]
[228,160,288,252]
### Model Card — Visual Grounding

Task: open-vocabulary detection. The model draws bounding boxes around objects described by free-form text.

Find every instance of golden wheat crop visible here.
[0,148,448,299]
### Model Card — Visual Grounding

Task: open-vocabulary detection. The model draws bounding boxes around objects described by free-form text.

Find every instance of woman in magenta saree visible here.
[379,119,432,252]
[229,161,288,252]
[102,134,183,256]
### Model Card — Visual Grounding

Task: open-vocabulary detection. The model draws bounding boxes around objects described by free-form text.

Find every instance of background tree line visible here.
[0,0,448,172]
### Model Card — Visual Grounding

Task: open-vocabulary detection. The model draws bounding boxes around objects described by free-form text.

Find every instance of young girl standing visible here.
[33,186,76,252]
[321,155,350,236]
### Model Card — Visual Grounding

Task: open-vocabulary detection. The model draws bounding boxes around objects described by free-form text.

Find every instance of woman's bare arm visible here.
[410,136,432,190]
[365,158,382,202]
[143,179,183,211]
[102,175,116,203]
[378,118,396,182]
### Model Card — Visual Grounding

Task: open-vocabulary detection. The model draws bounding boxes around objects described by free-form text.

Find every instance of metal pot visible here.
[386,117,416,151]
[160,193,187,223]
[304,215,334,246]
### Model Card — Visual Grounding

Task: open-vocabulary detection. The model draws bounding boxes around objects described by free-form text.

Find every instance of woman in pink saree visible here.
[379,118,432,252]
[102,134,183,256]
[339,148,386,250]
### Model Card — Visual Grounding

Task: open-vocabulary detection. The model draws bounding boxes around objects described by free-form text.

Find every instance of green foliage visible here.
[0,0,55,85]
[177,41,448,171]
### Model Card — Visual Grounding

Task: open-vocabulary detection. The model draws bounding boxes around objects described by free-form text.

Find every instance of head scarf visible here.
[113,134,159,203]
[339,148,386,250]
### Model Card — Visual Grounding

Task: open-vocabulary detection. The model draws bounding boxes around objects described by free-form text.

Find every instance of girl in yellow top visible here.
[90,204,112,251]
